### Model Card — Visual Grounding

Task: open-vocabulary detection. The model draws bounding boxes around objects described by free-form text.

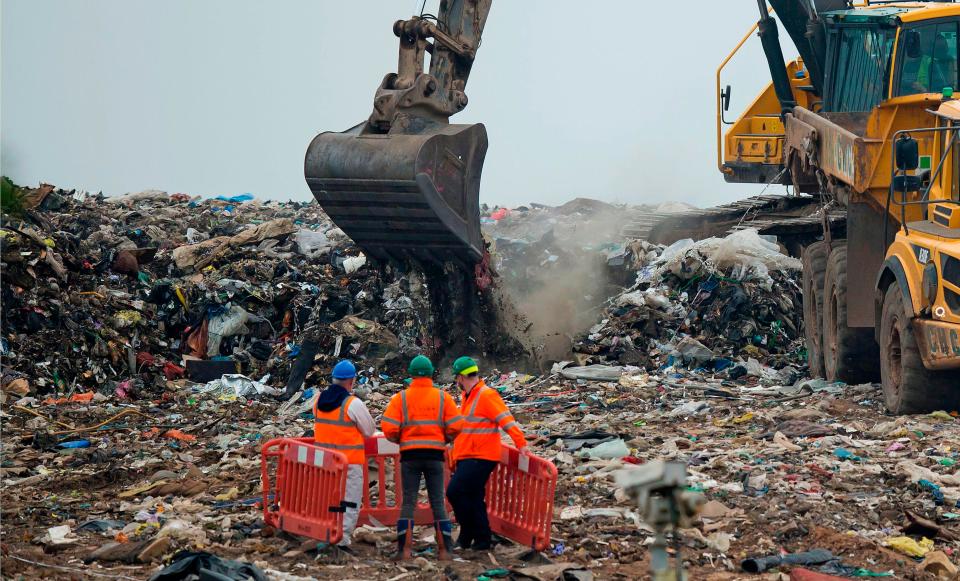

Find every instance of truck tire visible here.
[880,283,957,413]
[802,241,828,378]
[822,242,880,384]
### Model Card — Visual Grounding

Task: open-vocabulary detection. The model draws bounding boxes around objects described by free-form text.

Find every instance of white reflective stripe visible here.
[382,416,401,426]
[405,419,442,426]
[340,396,354,423]
[467,387,487,417]
[313,417,354,426]
[400,391,408,426]
[493,410,511,423]
[315,442,365,450]
[503,421,519,431]
[399,439,446,448]
[518,454,530,473]
[314,397,356,427]
[465,417,497,427]
[446,415,464,424]
[461,428,500,434]
[297,445,308,464]
[314,449,324,467]
[437,390,445,423]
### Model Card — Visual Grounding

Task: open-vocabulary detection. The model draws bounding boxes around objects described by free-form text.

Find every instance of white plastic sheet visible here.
[294,229,331,258]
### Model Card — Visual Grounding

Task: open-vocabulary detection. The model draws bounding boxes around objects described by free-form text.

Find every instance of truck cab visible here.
[720,1,960,412]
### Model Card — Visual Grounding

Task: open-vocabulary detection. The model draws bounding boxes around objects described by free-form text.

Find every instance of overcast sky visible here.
[1,1,796,208]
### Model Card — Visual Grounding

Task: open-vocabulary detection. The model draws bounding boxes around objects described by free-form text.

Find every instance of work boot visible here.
[470,534,493,551]
[435,520,454,561]
[456,532,472,550]
[394,519,413,561]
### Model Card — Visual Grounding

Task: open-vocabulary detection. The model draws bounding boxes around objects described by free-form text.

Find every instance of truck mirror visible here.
[905,30,922,59]
[722,85,732,112]
[896,134,919,171]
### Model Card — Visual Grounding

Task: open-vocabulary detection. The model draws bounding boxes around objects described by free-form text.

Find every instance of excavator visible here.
[304,0,960,411]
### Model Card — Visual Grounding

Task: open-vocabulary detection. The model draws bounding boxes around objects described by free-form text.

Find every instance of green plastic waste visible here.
[851,568,893,577]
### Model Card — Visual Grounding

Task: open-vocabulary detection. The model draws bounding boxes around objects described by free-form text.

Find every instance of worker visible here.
[382,355,464,560]
[914,33,957,93]
[313,359,376,550]
[446,356,529,551]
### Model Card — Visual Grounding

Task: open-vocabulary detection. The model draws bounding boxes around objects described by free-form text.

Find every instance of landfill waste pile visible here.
[482,198,664,363]
[4,183,959,580]
[572,229,807,382]
[5,356,960,579]
[0,184,531,405]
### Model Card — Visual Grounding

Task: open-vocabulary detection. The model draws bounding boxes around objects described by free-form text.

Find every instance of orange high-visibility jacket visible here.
[314,395,365,464]
[382,377,464,452]
[452,380,527,462]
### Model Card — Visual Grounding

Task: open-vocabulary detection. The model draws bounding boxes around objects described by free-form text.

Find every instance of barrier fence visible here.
[261,438,348,544]
[261,435,557,551]
[487,444,557,551]
[359,434,453,526]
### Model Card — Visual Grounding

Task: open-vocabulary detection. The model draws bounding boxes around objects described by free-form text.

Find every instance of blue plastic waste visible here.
[214,194,255,203]
[833,448,862,461]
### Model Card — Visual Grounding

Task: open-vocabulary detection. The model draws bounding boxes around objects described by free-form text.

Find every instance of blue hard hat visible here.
[332,360,357,379]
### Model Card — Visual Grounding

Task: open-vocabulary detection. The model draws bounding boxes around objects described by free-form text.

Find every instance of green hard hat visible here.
[452,356,479,376]
[408,355,434,377]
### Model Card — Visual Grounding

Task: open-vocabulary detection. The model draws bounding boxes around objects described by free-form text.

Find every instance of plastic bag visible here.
[658,238,695,264]
[200,374,283,398]
[294,229,331,258]
[617,289,671,310]
[675,337,715,365]
[343,254,367,274]
[655,229,800,288]
[669,401,710,417]
[207,305,250,357]
[885,536,934,558]
[580,438,630,459]
[213,193,255,203]
[185,228,208,244]
[559,365,625,381]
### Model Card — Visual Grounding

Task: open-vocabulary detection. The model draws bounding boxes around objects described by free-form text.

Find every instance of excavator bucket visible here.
[304,122,487,265]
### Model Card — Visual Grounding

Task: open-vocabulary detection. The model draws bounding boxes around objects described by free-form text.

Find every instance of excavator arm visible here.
[305,0,493,267]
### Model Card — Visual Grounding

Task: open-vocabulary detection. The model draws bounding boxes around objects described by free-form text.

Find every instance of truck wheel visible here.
[822,242,880,384]
[802,241,828,377]
[881,283,957,413]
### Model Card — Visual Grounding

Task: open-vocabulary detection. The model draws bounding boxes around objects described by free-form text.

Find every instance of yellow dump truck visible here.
[723,1,959,410]
[305,0,957,411]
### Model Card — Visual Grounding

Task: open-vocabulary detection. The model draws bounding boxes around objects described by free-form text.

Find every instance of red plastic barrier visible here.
[261,438,348,543]
[359,434,452,526]
[486,445,558,551]
[262,435,558,551]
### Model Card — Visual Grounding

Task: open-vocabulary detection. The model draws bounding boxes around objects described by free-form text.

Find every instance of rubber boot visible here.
[436,520,454,561]
[394,519,413,561]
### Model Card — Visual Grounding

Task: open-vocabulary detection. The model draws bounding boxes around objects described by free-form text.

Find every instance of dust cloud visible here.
[485,199,643,368]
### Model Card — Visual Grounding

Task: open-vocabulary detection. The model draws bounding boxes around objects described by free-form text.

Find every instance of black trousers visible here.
[446,459,497,545]
[400,458,447,520]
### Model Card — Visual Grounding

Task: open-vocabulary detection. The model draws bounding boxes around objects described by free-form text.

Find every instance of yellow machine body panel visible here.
[720,1,960,374]
[886,228,960,369]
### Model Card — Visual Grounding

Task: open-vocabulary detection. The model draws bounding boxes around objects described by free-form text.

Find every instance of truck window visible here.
[954,125,960,201]
[898,22,958,96]
[828,27,895,112]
